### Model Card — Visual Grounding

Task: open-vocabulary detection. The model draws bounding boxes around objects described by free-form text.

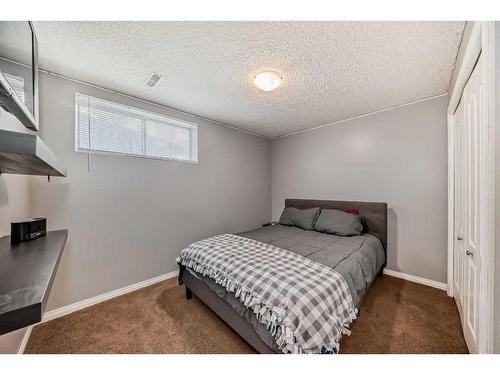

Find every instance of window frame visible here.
[74,92,199,164]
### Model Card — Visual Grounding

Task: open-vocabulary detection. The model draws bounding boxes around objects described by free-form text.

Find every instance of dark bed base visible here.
[183,270,277,353]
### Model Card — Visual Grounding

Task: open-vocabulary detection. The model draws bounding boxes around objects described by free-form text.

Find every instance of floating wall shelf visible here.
[0,230,68,335]
[0,129,66,177]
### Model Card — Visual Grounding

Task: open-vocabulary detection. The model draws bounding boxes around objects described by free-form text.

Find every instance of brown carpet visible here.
[25,275,468,354]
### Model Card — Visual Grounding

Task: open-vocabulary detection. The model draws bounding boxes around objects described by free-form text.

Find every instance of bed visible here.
[179,199,387,353]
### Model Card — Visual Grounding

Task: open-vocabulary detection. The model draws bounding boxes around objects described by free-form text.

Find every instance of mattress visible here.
[186,224,385,351]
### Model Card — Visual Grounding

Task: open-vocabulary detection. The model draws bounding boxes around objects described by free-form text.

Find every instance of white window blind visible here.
[75,93,198,162]
[4,73,25,104]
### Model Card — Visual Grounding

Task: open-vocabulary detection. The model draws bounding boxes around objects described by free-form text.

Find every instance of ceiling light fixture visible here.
[253,70,283,92]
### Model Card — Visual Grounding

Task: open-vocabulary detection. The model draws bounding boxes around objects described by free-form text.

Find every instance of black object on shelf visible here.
[11,218,47,244]
[0,230,67,335]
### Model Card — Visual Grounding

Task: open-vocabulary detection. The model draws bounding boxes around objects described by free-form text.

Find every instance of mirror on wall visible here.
[0,21,39,131]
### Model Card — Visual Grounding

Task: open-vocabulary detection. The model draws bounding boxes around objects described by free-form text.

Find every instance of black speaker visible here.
[11,218,47,244]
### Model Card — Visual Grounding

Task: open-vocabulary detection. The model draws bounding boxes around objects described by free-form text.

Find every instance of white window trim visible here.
[74,92,199,164]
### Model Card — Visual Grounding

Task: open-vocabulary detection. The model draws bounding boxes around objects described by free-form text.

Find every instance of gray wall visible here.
[271,95,448,283]
[494,21,500,355]
[0,109,32,353]
[30,72,271,312]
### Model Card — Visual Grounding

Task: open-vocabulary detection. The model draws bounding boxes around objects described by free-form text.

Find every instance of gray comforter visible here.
[188,224,385,350]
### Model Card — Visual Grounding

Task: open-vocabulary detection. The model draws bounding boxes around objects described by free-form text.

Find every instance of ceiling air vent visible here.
[145,73,164,88]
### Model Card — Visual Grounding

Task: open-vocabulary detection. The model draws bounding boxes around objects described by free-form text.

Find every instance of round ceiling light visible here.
[253,70,283,92]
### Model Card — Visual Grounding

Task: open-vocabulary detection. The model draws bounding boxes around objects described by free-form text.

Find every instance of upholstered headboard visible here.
[285,199,388,261]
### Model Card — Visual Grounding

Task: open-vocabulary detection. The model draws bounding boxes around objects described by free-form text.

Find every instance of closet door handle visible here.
[457,236,463,241]
[466,250,473,257]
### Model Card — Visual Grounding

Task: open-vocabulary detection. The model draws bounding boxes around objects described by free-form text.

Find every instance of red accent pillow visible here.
[345,208,359,216]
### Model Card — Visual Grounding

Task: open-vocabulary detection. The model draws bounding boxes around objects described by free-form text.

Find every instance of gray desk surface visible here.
[0,230,67,335]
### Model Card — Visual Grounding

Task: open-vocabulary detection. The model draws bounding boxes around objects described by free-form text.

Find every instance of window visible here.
[75,93,198,163]
[4,73,25,104]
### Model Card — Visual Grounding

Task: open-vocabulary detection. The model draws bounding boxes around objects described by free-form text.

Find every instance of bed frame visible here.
[182,198,388,353]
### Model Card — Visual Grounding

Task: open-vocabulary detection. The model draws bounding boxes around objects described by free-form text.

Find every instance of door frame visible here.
[446,21,495,354]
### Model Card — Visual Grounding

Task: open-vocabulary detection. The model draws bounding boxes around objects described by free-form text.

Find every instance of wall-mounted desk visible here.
[0,230,67,335]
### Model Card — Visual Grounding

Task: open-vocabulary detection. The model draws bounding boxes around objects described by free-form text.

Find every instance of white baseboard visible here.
[383,269,447,291]
[17,270,178,354]
[17,326,33,354]
[43,270,178,322]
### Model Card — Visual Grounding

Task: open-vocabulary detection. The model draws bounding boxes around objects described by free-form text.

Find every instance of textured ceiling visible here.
[33,22,464,138]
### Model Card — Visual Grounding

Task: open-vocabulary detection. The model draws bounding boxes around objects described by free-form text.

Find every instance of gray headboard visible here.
[285,199,388,261]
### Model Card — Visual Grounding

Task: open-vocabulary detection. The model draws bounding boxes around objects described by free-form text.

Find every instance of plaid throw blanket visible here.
[176,234,357,354]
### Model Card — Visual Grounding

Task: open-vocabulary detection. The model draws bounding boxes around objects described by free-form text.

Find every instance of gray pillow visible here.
[314,209,364,236]
[279,207,320,231]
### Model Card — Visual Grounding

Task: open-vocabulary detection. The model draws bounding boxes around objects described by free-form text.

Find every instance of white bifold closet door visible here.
[453,56,481,354]
[453,98,465,313]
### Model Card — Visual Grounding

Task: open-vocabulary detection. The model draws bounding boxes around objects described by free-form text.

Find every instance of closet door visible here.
[462,57,482,354]
[453,99,465,314]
